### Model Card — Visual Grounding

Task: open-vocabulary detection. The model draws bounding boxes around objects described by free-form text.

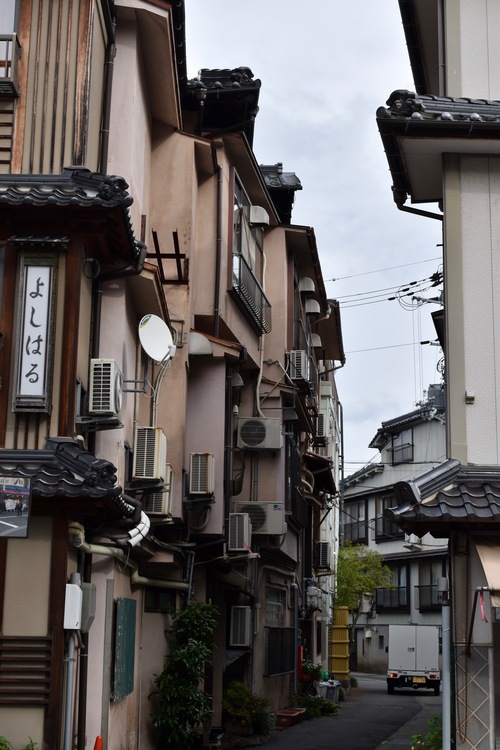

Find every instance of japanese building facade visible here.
[0,2,344,748]
[376,2,500,747]
[342,385,447,674]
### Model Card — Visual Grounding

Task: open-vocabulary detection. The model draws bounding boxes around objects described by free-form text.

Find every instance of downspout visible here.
[76,551,92,750]
[397,204,443,221]
[68,523,190,590]
[214,165,223,338]
[290,582,299,695]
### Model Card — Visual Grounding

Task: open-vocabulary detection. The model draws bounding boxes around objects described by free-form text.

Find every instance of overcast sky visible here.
[184,1,444,476]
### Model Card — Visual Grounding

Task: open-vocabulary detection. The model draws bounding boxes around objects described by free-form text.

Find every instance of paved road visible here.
[262,673,442,750]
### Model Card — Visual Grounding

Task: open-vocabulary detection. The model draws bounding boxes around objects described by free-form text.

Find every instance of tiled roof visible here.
[378,90,500,124]
[376,90,500,205]
[386,460,500,534]
[369,403,442,449]
[184,67,261,146]
[0,438,122,502]
[260,163,302,224]
[0,167,143,264]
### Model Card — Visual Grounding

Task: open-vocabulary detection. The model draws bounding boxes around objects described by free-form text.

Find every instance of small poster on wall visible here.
[0,476,31,538]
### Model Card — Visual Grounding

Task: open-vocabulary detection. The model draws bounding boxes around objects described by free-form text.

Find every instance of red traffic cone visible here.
[93,738,103,750]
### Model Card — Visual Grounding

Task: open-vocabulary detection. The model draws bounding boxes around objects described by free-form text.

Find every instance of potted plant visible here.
[301,658,323,682]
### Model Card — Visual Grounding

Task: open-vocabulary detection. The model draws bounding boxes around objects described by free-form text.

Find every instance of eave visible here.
[0,438,126,522]
[115,0,183,128]
[386,460,500,537]
[398,0,442,95]
[376,90,500,206]
[0,168,142,269]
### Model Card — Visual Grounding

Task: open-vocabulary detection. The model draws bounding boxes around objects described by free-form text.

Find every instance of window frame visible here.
[390,428,414,464]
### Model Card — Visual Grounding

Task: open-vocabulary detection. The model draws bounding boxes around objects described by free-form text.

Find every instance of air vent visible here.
[89,359,123,416]
[229,606,252,647]
[288,350,310,381]
[133,427,167,480]
[233,502,287,535]
[189,453,215,495]
[228,513,252,552]
[237,418,283,451]
[143,464,173,515]
[249,205,270,226]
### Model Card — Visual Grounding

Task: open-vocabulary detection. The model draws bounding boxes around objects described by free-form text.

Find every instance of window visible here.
[342,499,367,544]
[265,588,285,627]
[376,562,409,611]
[417,558,445,611]
[391,428,413,464]
[265,588,293,676]
[231,176,271,334]
[375,495,404,541]
[233,178,264,282]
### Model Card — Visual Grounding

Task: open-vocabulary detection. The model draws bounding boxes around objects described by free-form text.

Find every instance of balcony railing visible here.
[375,585,409,611]
[232,253,271,334]
[415,584,442,612]
[0,35,21,96]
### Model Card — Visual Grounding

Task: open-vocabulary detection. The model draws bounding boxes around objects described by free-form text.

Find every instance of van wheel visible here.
[387,684,395,695]
[434,685,440,696]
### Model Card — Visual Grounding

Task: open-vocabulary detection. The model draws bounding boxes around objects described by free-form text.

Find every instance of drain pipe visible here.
[438,577,451,750]
[69,524,190,591]
[291,582,299,695]
[214,165,223,339]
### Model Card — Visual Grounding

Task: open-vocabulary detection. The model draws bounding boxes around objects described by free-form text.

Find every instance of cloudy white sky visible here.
[184,1,444,476]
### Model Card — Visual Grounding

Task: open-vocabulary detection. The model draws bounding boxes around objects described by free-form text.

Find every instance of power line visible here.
[327,256,440,282]
[345,342,416,354]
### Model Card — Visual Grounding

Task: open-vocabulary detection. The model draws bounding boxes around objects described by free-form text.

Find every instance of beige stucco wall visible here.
[107,16,152,230]
[445,0,500,99]
[443,154,500,464]
[0,517,53,747]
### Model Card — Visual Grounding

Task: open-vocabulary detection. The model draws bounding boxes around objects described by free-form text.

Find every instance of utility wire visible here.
[327,256,441,282]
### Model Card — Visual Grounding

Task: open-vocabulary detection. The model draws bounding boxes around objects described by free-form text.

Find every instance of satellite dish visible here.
[138,314,176,364]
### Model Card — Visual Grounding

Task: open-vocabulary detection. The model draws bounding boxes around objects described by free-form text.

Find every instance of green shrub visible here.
[411,716,442,750]
[222,681,271,735]
[150,600,219,750]
[291,692,339,719]
[349,675,358,688]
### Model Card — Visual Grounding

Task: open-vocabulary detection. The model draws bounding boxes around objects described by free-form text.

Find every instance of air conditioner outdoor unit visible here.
[237,418,283,451]
[288,350,310,381]
[233,501,287,535]
[133,427,167,480]
[228,513,252,552]
[229,605,252,647]
[143,464,173,515]
[316,410,327,438]
[316,541,331,569]
[89,358,123,416]
[189,453,215,495]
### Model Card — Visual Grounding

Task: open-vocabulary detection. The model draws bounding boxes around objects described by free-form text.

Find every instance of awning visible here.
[303,452,336,496]
[476,539,500,608]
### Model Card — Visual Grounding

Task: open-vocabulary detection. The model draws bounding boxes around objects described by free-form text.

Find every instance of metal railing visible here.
[415,584,442,611]
[375,585,409,611]
[0,34,21,95]
[232,253,271,334]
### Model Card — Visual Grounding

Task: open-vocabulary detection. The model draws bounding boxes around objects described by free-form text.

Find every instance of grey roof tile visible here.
[386,461,500,532]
